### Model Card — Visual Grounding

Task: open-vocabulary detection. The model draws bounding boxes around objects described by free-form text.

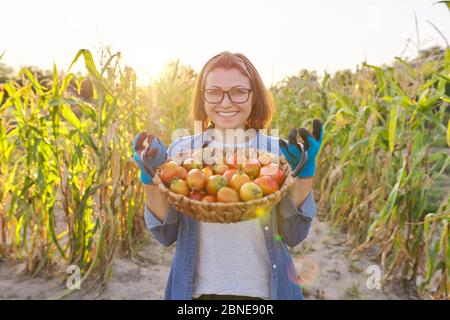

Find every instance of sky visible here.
[1,0,449,87]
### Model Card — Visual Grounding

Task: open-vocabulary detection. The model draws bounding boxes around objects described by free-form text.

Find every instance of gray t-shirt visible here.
[192,132,273,299]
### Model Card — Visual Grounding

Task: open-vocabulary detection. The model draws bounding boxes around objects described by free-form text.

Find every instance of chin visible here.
[211,117,245,130]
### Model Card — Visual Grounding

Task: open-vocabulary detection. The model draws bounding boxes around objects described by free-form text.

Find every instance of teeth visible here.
[218,111,239,117]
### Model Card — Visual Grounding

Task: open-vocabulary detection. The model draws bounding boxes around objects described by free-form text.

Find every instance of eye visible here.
[207,89,221,94]
[230,88,247,96]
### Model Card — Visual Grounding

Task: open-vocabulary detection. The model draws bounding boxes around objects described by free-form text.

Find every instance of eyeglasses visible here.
[202,88,252,104]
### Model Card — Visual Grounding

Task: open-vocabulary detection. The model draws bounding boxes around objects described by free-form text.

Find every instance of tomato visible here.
[177,167,187,180]
[169,178,190,196]
[230,171,251,191]
[242,158,261,179]
[217,187,240,202]
[186,168,206,191]
[160,161,184,186]
[183,157,202,172]
[201,195,217,203]
[212,163,229,175]
[254,175,280,195]
[201,166,214,180]
[259,164,286,187]
[222,168,238,184]
[239,182,264,201]
[206,175,228,195]
[188,190,207,201]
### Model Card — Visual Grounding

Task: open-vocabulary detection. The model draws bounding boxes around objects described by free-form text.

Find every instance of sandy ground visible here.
[0,212,419,300]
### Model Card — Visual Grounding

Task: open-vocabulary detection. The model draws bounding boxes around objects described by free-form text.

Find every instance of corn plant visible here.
[0,49,151,296]
[271,47,449,299]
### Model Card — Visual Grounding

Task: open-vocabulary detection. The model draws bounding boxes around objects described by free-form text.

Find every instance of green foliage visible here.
[271,48,449,299]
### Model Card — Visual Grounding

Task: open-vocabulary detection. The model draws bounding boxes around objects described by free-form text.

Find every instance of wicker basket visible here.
[153,150,296,223]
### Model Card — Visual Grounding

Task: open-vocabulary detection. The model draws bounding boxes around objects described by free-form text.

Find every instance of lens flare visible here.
[254,206,267,218]
[288,255,319,287]
[254,207,264,217]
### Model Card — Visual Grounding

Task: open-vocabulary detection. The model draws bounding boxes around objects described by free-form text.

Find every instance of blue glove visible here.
[279,119,324,178]
[133,132,167,185]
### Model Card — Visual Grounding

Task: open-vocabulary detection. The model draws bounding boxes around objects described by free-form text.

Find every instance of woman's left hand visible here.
[279,119,324,178]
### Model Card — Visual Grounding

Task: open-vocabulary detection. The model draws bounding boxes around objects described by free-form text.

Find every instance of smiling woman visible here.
[192,52,273,132]
[203,68,254,131]
[133,50,321,301]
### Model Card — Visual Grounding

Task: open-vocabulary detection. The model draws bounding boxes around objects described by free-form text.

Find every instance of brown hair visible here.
[191,51,274,131]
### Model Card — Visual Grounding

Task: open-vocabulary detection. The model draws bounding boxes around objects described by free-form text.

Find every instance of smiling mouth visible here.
[216,111,239,117]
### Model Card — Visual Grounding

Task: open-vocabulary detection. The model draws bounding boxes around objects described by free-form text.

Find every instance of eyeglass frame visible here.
[202,87,253,104]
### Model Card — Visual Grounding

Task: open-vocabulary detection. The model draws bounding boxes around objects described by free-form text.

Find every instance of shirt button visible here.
[273,264,277,269]
[264,226,269,231]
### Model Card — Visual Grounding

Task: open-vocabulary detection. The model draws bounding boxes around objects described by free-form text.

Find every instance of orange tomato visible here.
[230,171,251,191]
[217,187,240,202]
[239,182,263,201]
[186,168,206,191]
[206,175,228,195]
[255,175,280,195]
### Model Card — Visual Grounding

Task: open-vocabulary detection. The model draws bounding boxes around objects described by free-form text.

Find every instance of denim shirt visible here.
[144,131,317,300]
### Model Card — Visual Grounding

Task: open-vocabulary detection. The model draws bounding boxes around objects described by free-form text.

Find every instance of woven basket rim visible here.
[153,149,294,209]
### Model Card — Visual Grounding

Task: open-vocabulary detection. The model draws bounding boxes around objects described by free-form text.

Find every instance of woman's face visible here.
[203,68,253,130]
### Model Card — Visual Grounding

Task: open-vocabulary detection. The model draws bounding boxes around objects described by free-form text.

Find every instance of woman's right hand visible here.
[133,132,167,185]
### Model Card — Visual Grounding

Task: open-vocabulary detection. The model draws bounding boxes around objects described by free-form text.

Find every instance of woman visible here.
[133,51,323,300]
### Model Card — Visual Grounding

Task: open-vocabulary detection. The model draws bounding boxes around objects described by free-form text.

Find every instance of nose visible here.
[220,92,233,106]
